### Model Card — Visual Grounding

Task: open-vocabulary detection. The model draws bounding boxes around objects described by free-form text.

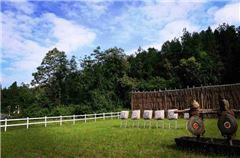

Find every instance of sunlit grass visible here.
[1,119,240,158]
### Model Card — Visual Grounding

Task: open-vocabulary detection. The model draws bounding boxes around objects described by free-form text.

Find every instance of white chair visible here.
[143,110,153,128]
[154,110,165,128]
[183,112,189,129]
[120,111,129,128]
[131,110,141,119]
[168,109,178,129]
[120,111,129,119]
[168,109,178,120]
[131,110,140,127]
[184,113,189,119]
[155,110,165,120]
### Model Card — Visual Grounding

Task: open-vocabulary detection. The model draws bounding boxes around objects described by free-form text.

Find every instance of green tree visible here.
[176,56,201,86]
[1,82,35,116]
[214,24,240,83]
[65,56,81,104]
[31,48,69,106]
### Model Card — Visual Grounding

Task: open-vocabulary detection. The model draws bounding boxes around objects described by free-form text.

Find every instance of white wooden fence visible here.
[0,112,121,132]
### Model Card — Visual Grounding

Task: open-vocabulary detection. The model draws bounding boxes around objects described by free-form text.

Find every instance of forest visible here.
[1,23,240,117]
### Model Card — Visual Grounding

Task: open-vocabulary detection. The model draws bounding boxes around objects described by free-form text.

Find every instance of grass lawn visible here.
[1,118,240,158]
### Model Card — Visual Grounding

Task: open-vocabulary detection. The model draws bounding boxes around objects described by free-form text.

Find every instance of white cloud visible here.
[124,1,239,56]
[1,2,96,86]
[85,2,111,18]
[4,0,35,15]
[43,13,96,52]
[159,20,200,42]
[213,2,240,25]
[62,1,111,20]
[1,10,47,61]
[141,1,201,24]
[125,20,200,55]
[115,1,203,54]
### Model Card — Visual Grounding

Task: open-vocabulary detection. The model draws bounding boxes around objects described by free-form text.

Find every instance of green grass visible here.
[1,119,240,158]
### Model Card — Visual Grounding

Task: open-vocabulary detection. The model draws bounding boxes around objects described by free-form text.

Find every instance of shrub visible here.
[25,104,50,117]
[50,106,75,116]
[73,104,92,115]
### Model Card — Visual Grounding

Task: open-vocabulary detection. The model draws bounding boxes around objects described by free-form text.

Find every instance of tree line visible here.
[1,23,240,117]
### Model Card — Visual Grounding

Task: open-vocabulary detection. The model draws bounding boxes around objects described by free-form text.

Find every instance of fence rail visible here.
[0,112,121,131]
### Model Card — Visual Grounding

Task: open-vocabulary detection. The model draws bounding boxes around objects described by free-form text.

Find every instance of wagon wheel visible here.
[187,115,205,137]
[217,113,238,137]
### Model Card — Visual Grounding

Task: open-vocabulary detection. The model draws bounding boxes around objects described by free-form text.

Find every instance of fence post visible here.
[84,114,86,123]
[4,118,7,132]
[73,115,75,125]
[103,113,105,120]
[45,116,47,127]
[27,117,29,129]
[95,113,96,122]
[201,92,204,109]
[60,116,62,126]
[111,112,113,119]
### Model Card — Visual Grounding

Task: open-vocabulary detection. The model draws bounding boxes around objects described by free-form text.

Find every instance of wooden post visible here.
[95,113,96,122]
[103,113,105,120]
[27,117,29,129]
[60,116,62,126]
[164,93,167,111]
[174,93,177,108]
[131,93,133,112]
[4,118,7,132]
[111,112,112,119]
[84,114,87,123]
[73,115,75,125]
[45,116,47,127]
[141,93,144,115]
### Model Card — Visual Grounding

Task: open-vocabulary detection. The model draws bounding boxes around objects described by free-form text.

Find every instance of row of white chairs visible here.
[120,109,186,128]
[120,109,189,120]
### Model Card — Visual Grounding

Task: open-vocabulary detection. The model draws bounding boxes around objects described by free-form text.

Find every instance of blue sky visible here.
[1,0,240,87]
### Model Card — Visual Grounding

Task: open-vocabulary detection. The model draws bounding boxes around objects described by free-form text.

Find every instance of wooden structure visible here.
[175,136,240,156]
[130,83,240,113]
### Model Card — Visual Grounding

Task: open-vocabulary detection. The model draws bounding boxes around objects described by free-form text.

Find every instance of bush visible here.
[50,106,75,116]
[25,104,50,117]
[73,104,92,115]
[23,103,123,117]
